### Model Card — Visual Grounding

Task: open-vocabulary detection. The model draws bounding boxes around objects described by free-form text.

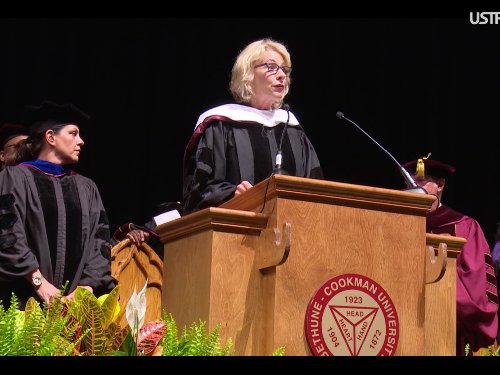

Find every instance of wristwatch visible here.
[32,274,43,289]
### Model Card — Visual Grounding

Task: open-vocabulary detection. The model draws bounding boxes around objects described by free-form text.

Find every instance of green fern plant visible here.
[160,312,233,356]
[1,289,282,357]
[481,343,500,356]
[0,293,84,356]
[464,343,470,356]
[272,346,285,356]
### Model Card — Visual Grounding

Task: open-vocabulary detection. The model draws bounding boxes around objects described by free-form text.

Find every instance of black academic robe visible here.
[0,165,115,309]
[183,117,323,215]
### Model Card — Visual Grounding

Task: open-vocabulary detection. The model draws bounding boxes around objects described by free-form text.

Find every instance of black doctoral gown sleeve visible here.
[183,122,240,214]
[0,168,39,281]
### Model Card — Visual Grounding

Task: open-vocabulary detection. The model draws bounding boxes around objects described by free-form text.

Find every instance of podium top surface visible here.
[221,175,436,215]
[157,176,436,243]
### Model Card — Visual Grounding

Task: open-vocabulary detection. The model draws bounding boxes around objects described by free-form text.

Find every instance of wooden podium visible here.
[425,233,466,356]
[157,175,456,356]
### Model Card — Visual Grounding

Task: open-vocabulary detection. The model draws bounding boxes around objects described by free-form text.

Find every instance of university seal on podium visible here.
[304,273,399,356]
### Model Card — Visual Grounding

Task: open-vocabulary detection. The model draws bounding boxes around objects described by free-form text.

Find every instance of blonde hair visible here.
[230,38,291,109]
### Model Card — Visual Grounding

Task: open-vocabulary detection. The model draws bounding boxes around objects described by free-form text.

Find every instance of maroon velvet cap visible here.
[403,155,456,179]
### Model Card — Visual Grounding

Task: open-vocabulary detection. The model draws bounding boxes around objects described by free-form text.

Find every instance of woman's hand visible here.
[35,278,63,304]
[235,180,253,196]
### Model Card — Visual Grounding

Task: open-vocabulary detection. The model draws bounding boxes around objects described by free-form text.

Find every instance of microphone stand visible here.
[336,111,427,194]
[271,104,291,176]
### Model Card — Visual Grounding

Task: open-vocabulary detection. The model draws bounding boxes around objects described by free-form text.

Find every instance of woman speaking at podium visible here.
[182,38,323,215]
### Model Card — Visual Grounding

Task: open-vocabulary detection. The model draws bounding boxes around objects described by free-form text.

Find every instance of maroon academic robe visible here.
[427,205,498,354]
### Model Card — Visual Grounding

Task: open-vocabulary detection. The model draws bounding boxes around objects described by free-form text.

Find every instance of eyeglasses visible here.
[254,62,292,76]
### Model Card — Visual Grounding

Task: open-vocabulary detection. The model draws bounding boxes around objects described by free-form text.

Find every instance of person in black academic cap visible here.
[0,122,28,170]
[182,38,323,215]
[403,153,498,355]
[0,100,115,309]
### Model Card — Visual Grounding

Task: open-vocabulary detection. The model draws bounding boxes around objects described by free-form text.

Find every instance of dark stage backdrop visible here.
[1,18,498,244]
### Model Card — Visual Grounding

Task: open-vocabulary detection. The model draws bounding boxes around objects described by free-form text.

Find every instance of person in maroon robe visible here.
[403,155,498,355]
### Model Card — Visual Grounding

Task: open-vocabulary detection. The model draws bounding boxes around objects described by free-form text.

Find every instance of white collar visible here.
[194,103,299,130]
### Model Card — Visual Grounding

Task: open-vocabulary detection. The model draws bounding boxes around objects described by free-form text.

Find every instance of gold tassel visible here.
[416,153,432,178]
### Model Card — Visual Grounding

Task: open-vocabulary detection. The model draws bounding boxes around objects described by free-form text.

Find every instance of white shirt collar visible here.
[194,103,299,130]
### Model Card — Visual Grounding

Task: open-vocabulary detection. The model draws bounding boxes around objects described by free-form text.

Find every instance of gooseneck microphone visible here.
[272,103,291,176]
[336,111,426,194]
